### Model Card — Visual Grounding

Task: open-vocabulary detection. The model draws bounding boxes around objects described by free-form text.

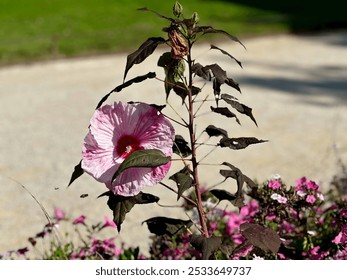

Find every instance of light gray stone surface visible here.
[1,31,346,257]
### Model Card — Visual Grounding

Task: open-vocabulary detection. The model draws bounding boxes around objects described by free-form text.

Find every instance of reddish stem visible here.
[187,43,209,238]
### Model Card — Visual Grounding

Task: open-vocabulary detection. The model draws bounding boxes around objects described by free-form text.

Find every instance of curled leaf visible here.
[221,93,257,126]
[124,37,166,80]
[173,135,192,157]
[100,191,160,232]
[96,72,156,109]
[219,137,268,150]
[210,189,236,201]
[68,160,84,187]
[205,125,228,138]
[240,222,282,254]
[210,45,242,68]
[193,25,246,49]
[143,216,192,236]
[169,167,193,200]
[190,234,222,260]
[210,106,241,125]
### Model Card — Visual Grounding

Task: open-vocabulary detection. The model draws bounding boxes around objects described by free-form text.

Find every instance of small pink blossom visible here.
[306,195,316,204]
[306,180,319,191]
[54,207,66,222]
[316,192,324,201]
[101,216,117,229]
[271,193,287,204]
[296,190,307,197]
[82,102,175,197]
[240,200,259,217]
[332,225,347,245]
[268,179,282,190]
[73,215,86,225]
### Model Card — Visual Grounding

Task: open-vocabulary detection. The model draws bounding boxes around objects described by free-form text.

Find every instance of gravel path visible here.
[1,31,347,256]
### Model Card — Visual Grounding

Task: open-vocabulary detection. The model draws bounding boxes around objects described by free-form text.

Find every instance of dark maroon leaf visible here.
[222,162,258,190]
[225,77,241,93]
[169,167,193,200]
[137,7,175,22]
[193,26,246,49]
[68,160,84,187]
[173,135,192,157]
[96,72,156,109]
[149,104,166,112]
[210,106,241,125]
[101,191,160,232]
[219,137,268,150]
[142,217,192,236]
[240,222,282,254]
[205,125,228,138]
[219,162,246,207]
[173,82,201,104]
[221,93,257,126]
[210,45,243,68]
[192,62,211,80]
[124,37,166,81]
[210,189,236,201]
[190,234,222,260]
[204,64,227,85]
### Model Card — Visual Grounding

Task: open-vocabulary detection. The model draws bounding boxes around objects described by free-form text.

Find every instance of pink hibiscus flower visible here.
[82,102,175,196]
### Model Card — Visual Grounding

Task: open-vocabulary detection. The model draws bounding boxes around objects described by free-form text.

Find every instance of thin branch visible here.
[159,182,197,207]
[198,145,218,164]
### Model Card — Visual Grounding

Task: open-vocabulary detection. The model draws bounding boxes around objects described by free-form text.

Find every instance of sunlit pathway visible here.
[0,31,346,256]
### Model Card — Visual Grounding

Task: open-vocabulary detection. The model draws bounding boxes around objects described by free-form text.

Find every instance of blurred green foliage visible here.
[0,0,345,65]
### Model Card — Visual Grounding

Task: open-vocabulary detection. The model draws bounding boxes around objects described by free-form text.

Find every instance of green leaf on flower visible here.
[68,160,84,187]
[221,93,257,126]
[158,52,186,99]
[240,222,282,254]
[112,149,170,182]
[124,37,166,81]
[100,191,160,232]
[210,106,241,125]
[169,167,193,200]
[190,234,222,260]
[219,137,268,150]
[210,45,242,68]
[142,216,192,236]
[205,125,228,138]
[173,135,192,158]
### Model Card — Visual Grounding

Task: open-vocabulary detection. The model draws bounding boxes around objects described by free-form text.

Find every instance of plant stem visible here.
[187,42,209,238]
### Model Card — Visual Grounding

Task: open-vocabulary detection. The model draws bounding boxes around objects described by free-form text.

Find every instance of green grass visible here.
[0,0,345,65]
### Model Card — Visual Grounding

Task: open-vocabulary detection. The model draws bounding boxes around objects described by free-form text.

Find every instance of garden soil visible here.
[1,31,347,257]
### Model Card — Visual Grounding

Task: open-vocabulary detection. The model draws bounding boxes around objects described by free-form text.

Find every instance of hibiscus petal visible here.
[82,101,175,196]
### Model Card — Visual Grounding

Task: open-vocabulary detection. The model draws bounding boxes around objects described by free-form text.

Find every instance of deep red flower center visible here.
[116,135,141,158]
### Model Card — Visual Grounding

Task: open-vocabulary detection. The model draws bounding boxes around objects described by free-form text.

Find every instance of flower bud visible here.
[173,1,183,18]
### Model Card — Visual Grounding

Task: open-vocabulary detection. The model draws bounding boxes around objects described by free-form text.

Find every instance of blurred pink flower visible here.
[54,207,66,222]
[102,216,117,229]
[332,225,347,245]
[306,195,316,204]
[271,193,287,204]
[306,180,319,191]
[73,215,86,225]
[82,102,175,196]
[268,179,282,190]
